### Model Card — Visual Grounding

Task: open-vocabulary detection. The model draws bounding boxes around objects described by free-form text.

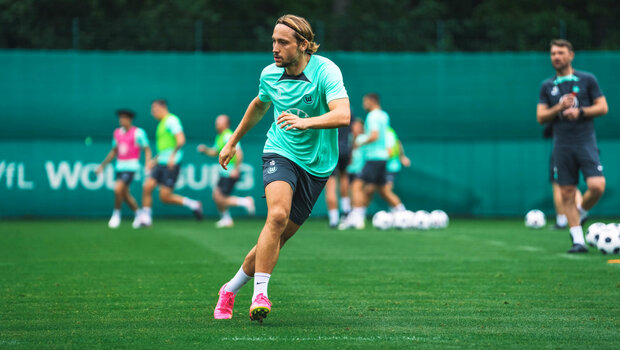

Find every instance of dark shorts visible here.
[348,172,361,184]
[552,144,603,186]
[330,154,351,177]
[217,176,238,196]
[360,160,387,185]
[150,164,180,188]
[115,171,135,185]
[262,153,328,226]
[386,172,397,184]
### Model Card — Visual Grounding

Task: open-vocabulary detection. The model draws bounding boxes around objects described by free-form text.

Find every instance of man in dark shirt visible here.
[536,39,609,253]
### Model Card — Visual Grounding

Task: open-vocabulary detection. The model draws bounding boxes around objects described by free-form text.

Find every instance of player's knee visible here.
[560,187,576,203]
[159,189,172,202]
[267,207,289,228]
[114,184,125,196]
[589,180,606,196]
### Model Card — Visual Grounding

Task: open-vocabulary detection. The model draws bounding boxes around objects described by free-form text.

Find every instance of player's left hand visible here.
[563,107,580,120]
[219,143,236,170]
[167,158,176,170]
[277,112,309,131]
[401,156,411,168]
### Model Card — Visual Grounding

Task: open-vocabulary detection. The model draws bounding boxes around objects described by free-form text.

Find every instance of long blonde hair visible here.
[276,14,319,54]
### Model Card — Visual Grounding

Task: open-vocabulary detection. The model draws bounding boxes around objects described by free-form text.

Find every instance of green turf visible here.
[0,218,618,349]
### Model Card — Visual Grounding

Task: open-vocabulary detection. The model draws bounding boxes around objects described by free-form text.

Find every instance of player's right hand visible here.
[219,143,236,170]
[560,94,575,109]
[95,165,103,175]
[197,144,207,153]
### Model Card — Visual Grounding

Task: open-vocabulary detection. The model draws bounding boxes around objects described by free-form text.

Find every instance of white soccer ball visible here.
[392,210,414,229]
[372,210,394,230]
[586,222,607,247]
[596,227,620,255]
[525,209,546,229]
[430,210,449,229]
[413,210,431,230]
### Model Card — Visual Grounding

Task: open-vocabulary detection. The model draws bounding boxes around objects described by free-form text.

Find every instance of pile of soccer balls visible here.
[586,222,620,255]
[372,210,449,230]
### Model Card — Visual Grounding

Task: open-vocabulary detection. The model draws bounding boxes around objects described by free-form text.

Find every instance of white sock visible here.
[352,207,366,224]
[182,197,200,210]
[391,203,406,212]
[142,207,152,217]
[340,197,351,214]
[220,210,232,220]
[253,272,271,300]
[569,226,585,245]
[112,209,120,217]
[224,266,252,294]
[328,209,340,226]
[236,196,250,208]
[556,214,568,227]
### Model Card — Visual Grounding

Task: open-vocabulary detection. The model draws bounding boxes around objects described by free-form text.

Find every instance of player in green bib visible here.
[198,114,255,228]
[212,15,350,323]
[137,99,203,227]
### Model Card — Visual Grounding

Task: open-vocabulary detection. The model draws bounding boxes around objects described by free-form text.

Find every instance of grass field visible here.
[0,218,618,349]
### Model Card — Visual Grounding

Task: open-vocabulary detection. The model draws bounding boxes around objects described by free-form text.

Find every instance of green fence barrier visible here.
[1,50,618,218]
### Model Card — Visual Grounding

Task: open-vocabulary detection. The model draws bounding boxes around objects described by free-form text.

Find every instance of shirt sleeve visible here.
[166,117,184,135]
[258,70,272,103]
[538,83,550,106]
[322,62,348,103]
[587,74,604,101]
[135,128,149,147]
[366,112,381,132]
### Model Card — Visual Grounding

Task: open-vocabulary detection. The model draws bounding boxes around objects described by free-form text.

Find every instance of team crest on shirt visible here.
[550,86,559,96]
[303,94,313,104]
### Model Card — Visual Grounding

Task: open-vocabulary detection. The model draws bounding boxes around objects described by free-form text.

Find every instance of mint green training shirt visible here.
[258,55,349,177]
[363,109,390,161]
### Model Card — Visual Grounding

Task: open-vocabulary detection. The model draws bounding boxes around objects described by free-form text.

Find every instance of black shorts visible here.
[262,153,328,226]
[360,160,387,185]
[115,171,135,185]
[150,164,180,188]
[386,172,397,184]
[217,176,238,196]
[552,144,603,186]
[330,154,351,177]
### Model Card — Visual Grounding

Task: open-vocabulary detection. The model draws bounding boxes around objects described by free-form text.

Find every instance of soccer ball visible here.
[586,222,607,247]
[596,227,620,255]
[525,210,546,229]
[393,210,415,229]
[413,210,431,230]
[430,210,449,229]
[372,210,394,230]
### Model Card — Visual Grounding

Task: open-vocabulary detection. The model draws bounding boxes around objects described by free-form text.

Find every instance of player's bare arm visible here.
[536,94,575,124]
[276,98,350,131]
[197,144,218,157]
[583,96,609,118]
[219,97,271,170]
[168,132,185,169]
[96,147,118,174]
[143,145,152,168]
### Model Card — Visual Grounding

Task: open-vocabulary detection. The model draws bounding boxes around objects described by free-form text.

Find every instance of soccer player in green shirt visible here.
[137,99,203,227]
[198,114,255,228]
[213,14,350,322]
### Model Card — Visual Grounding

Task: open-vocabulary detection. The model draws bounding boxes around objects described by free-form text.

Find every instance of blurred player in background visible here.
[325,109,354,228]
[137,99,203,227]
[384,126,411,203]
[198,114,255,228]
[544,125,583,229]
[536,39,608,253]
[213,14,350,322]
[343,93,406,229]
[338,118,365,229]
[96,109,151,229]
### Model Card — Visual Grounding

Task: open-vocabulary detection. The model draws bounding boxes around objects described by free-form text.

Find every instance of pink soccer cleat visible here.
[213,284,235,319]
[249,293,272,323]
